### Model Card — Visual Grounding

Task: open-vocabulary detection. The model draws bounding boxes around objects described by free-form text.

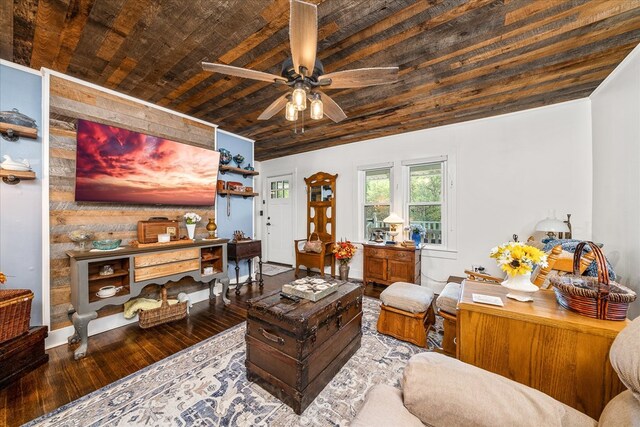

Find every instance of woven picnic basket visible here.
[550,241,636,321]
[0,289,33,343]
[138,287,187,329]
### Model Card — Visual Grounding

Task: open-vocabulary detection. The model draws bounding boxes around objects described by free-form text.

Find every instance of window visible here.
[363,168,392,239]
[407,161,444,245]
[270,179,289,199]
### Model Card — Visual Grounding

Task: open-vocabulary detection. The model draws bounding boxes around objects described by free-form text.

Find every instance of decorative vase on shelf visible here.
[233,154,245,167]
[206,218,217,239]
[218,148,232,165]
[411,231,422,247]
[339,260,350,281]
[501,272,538,302]
[186,223,196,240]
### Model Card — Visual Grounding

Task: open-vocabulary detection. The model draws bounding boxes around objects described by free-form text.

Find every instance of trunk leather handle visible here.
[259,328,284,345]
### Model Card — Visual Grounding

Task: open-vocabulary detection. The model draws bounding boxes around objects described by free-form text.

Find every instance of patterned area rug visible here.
[261,264,294,276]
[28,297,441,427]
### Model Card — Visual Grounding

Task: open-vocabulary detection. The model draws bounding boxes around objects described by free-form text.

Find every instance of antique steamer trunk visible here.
[245,282,363,414]
[137,219,179,243]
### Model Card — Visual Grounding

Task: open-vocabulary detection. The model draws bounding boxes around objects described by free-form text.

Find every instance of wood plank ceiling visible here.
[2,0,640,160]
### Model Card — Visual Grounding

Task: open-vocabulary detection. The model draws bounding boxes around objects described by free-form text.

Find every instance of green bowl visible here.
[92,239,122,250]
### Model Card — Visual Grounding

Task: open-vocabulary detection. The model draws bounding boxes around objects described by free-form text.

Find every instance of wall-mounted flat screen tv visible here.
[75,119,220,206]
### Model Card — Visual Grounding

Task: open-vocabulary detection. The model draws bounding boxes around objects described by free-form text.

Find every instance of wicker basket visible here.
[550,241,636,321]
[138,287,188,329]
[0,289,33,343]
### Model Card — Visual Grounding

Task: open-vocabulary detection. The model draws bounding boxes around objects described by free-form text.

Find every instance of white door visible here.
[266,174,293,265]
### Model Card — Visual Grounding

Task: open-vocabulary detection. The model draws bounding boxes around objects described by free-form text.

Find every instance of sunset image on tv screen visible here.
[75,119,220,206]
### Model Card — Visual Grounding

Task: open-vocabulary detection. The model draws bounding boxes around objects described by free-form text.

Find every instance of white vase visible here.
[501,271,538,302]
[186,223,196,240]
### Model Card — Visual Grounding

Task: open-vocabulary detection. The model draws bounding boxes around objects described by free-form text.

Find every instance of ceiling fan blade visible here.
[319,67,399,89]
[201,62,286,83]
[317,91,347,123]
[289,0,317,77]
[258,94,290,120]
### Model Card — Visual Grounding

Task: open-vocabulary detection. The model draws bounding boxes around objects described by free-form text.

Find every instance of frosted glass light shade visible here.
[285,102,298,121]
[535,217,570,233]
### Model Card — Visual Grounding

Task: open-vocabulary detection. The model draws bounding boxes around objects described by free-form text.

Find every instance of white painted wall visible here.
[257,99,593,293]
[590,44,640,319]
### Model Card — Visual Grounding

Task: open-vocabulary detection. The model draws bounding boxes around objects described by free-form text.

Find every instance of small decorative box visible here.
[281,278,344,302]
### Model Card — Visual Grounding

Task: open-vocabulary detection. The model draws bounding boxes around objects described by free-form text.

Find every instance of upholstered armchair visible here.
[353,315,640,426]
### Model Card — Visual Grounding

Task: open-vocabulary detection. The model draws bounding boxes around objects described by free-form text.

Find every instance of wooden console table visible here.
[227,240,263,294]
[66,240,229,359]
[362,243,421,286]
[457,280,628,419]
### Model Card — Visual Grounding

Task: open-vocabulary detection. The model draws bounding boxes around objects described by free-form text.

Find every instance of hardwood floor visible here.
[0,270,386,426]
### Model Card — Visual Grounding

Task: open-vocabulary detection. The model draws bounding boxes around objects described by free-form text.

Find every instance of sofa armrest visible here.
[351,384,423,427]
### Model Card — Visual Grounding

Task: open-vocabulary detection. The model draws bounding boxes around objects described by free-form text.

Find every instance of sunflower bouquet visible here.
[332,240,357,265]
[489,242,548,276]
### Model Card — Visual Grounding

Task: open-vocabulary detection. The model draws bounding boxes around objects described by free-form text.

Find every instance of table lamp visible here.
[535,217,570,239]
[383,213,404,242]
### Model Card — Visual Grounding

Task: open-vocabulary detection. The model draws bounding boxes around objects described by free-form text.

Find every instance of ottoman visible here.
[435,282,461,357]
[377,282,435,347]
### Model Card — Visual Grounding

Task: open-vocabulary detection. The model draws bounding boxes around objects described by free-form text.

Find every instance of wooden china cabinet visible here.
[362,243,421,286]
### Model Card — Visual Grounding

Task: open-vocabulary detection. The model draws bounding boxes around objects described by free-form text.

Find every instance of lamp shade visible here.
[535,217,570,233]
[383,213,404,224]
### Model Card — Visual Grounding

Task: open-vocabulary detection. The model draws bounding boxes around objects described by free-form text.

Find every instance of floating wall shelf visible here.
[0,122,38,141]
[219,164,259,178]
[218,189,259,198]
[0,169,36,185]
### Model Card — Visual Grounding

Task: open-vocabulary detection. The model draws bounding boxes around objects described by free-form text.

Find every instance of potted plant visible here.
[489,242,548,301]
[332,240,357,281]
[184,212,202,240]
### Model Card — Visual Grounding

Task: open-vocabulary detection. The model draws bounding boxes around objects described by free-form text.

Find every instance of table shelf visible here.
[88,269,129,282]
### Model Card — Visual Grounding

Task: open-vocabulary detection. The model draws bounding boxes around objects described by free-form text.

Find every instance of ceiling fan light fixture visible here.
[285,102,298,121]
[292,83,307,111]
[310,93,323,120]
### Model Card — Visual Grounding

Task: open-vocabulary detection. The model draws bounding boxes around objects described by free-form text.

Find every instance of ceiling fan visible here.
[201,0,399,124]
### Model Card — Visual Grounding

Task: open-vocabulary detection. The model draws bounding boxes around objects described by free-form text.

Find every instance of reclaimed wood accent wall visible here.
[49,75,217,330]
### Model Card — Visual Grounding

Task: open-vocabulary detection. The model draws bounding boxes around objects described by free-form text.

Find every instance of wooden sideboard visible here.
[66,240,229,359]
[362,243,420,286]
[457,280,628,419]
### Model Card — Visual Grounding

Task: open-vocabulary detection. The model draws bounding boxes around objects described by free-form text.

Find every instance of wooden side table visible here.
[457,281,628,419]
[227,240,263,294]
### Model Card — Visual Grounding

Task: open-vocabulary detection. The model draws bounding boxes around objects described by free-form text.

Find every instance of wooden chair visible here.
[438,245,596,357]
[294,233,334,278]
[294,172,337,278]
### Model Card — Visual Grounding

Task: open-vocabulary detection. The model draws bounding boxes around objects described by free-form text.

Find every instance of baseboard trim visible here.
[45,275,249,350]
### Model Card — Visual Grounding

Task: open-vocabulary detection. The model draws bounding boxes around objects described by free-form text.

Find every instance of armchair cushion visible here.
[435,282,461,315]
[380,282,434,313]
[609,316,640,402]
[402,352,596,427]
[351,384,424,427]
[598,390,640,426]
